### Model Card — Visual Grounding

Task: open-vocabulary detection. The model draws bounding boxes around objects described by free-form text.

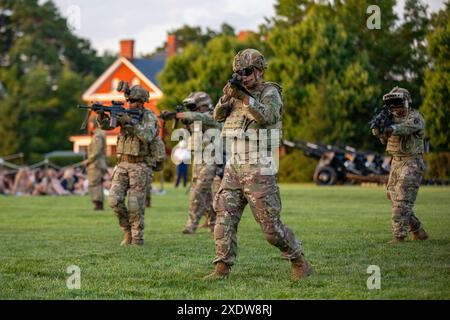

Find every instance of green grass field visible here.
[0,184,449,300]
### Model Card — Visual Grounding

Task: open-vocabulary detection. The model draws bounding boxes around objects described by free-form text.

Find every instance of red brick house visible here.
[70,36,178,156]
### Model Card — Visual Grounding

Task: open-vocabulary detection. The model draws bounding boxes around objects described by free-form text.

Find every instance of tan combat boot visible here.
[291,254,314,281]
[412,228,428,241]
[388,237,405,244]
[120,231,132,246]
[203,262,231,280]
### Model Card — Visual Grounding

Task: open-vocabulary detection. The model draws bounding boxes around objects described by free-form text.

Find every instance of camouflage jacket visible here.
[181,111,220,132]
[214,81,282,153]
[383,109,425,157]
[98,109,159,157]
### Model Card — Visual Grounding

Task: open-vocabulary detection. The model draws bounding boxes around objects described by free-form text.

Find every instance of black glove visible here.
[384,126,394,137]
[223,82,245,101]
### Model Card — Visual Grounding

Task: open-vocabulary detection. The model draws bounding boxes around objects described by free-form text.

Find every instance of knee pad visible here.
[128,195,140,212]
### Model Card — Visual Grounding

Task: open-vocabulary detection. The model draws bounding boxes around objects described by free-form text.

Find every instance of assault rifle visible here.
[369,105,393,135]
[228,73,255,99]
[77,101,144,130]
[159,101,198,130]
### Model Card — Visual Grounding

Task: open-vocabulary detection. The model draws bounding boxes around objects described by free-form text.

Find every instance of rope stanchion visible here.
[0,158,21,170]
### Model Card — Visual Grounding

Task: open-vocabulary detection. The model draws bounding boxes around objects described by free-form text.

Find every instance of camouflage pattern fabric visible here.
[213,163,302,266]
[382,109,426,239]
[86,128,107,203]
[386,109,425,156]
[212,78,302,266]
[204,174,222,229]
[387,157,425,238]
[109,162,150,243]
[184,162,216,232]
[100,108,159,244]
[181,109,221,233]
[233,48,268,72]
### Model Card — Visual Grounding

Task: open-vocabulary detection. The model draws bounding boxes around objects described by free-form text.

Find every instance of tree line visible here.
[0,0,448,165]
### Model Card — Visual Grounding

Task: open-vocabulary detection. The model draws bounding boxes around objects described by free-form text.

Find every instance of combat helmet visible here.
[233,48,268,73]
[183,91,213,112]
[126,85,149,103]
[383,86,412,109]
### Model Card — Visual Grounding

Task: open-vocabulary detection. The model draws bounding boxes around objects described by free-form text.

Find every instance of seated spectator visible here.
[46,169,70,196]
[0,168,13,195]
[73,168,87,195]
[61,168,79,194]
[12,167,33,196]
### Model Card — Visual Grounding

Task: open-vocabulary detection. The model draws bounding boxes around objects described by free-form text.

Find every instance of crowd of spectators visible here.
[0,166,113,196]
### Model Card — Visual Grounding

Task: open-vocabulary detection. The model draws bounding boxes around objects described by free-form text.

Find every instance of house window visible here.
[131,77,140,86]
[111,78,120,92]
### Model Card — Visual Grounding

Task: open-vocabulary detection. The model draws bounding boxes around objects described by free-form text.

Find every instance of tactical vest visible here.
[386,110,424,156]
[116,112,150,157]
[221,82,283,158]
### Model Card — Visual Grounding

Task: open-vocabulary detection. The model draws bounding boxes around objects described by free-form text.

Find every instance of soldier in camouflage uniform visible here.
[163,92,221,234]
[98,85,159,246]
[85,119,107,210]
[372,87,429,244]
[204,49,314,281]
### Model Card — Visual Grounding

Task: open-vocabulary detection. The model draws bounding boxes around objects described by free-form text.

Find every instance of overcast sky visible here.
[50,0,446,56]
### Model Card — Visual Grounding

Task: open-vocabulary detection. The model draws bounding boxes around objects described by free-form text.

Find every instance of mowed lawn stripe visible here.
[0,184,449,299]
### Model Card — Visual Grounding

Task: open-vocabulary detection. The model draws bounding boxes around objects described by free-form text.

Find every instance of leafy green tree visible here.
[145,23,237,58]
[0,0,108,160]
[265,5,377,148]
[158,35,262,110]
[421,3,450,150]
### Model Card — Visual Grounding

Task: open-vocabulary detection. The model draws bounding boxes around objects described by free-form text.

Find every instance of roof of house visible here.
[132,53,167,85]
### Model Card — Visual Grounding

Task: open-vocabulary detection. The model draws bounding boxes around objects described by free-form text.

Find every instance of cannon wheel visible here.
[314,166,338,186]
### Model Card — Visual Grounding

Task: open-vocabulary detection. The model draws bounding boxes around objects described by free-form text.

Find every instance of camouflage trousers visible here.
[212,162,302,266]
[387,156,425,238]
[109,161,150,243]
[184,163,216,232]
[87,166,105,203]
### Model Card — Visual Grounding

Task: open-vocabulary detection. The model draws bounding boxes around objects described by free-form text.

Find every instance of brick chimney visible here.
[120,39,134,60]
[167,34,178,58]
[237,30,257,43]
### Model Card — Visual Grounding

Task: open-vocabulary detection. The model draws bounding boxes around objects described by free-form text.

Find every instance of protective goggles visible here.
[384,98,404,109]
[236,67,255,77]
[183,103,197,110]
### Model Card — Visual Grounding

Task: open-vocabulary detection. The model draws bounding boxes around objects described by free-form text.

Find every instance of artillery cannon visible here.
[283,140,390,185]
